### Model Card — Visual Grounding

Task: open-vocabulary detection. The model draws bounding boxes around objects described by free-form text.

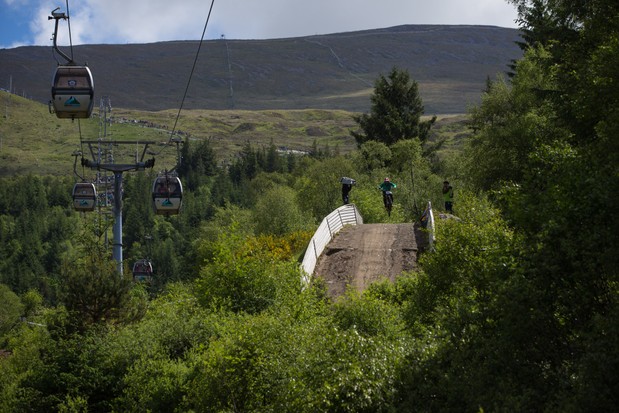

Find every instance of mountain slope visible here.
[1,25,521,113]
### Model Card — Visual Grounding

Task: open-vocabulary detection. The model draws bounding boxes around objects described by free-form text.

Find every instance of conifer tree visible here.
[351,67,436,146]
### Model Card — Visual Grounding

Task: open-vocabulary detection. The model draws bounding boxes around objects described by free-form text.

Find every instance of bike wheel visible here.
[386,198,392,216]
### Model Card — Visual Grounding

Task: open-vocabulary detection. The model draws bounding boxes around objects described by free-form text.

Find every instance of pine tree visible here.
[351,67,436,146]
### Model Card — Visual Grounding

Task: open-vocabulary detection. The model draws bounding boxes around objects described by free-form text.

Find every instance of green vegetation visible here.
[0,93,356,176]
[351,67,436,146]
[1,2,618,410]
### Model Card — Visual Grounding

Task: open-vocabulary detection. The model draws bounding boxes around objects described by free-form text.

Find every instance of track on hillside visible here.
[314,223,426,299]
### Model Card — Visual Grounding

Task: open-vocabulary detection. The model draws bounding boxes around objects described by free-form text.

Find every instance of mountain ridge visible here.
[0,24,522,114]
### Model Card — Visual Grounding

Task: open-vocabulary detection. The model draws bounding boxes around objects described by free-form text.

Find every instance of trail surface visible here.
[314,223,425,299]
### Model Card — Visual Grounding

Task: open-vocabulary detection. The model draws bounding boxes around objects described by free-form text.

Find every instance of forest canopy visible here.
[1,1,618,411]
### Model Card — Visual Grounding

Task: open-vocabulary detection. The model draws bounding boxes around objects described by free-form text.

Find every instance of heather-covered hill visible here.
[1,25,521,113]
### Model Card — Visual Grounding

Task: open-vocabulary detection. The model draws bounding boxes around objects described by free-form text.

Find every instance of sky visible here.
[0,0,519,49]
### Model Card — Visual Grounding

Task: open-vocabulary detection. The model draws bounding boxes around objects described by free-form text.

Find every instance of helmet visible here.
[384,177,390,182]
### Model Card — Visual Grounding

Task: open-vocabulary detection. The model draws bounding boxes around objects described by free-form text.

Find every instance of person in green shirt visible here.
[378,177,397,210]
[443,180,454,213]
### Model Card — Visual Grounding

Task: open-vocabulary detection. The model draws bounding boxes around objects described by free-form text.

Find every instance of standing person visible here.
[443,180,454,213]
[340,177,356,204]
[379,177,397,209]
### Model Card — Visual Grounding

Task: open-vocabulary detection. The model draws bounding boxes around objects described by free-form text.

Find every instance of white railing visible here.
[300,204,363,284]
[420,201,435,250]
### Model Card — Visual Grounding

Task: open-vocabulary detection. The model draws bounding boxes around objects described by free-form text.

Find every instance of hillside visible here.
[1,25,522,114]
[0,90,469,176]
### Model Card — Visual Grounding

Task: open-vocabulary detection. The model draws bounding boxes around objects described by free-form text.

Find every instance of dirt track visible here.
[314,223,425,299]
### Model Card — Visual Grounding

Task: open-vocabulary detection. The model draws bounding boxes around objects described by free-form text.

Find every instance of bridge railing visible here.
[300,204,363,285]
[420,201,436,250]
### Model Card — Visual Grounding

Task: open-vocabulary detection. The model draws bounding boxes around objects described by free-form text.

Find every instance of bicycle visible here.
[379,178,396,217]
[382,190,393,216]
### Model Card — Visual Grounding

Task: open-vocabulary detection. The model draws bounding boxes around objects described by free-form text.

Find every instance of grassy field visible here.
[0,91,471,177]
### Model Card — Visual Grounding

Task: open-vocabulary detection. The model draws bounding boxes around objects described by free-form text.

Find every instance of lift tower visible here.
[81,142,155,275]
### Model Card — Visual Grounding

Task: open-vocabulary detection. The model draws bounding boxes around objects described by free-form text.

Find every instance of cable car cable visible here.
[151,0,216,164]
[65,0,75,61]
[67,0,85,178]
[75,115,86,177]
[49,2,94,121]
[63,0,84,155]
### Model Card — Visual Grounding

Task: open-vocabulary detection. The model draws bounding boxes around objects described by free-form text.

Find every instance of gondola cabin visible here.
[72,182,97,212]
[132,259,153,282]
[152,176,183,215]
[51,65,94,119]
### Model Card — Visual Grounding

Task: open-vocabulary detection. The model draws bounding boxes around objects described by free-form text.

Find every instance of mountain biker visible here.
[442,180,454,213]
[340,176,356,204]
[378,177,396,208]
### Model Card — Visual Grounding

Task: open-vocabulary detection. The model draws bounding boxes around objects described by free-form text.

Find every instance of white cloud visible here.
[31,3,57,46]
[79,0,213,44]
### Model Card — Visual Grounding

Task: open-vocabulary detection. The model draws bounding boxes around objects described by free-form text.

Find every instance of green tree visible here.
[229,142,259,186]
[109,285,213,412]
[388,138,437,219]
[394,193,556,412]
[209,167,237,207]
[509,0,575,50]
[0,175,78,296]
[453,1,619,408]
[264,138,283,172]
[177,138,218,191]
[0,284,23,339]
[59,224,138,331]
[351,67,436,146]
[295,156,356,219]
[465,49,563,191]
[186,305,406,412]
[253,185,312,236]
[354,141,391,175]
[122,172,155,257]
[195,224,302,314]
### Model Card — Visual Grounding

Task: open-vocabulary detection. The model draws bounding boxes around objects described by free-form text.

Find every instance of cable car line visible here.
[72,150,86,182]
[68,0,87,161]
[48,1,98,213]
[60,0,85,153]
[152,0,215,216]
[150,0,214,217]
[47,1,216,272]
[77,117,85,159]
[151,0,216,164]
[64,0,75,62]
[49,0,95,121]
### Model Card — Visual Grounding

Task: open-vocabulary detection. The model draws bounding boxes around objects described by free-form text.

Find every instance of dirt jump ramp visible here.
[314,223,425,299]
